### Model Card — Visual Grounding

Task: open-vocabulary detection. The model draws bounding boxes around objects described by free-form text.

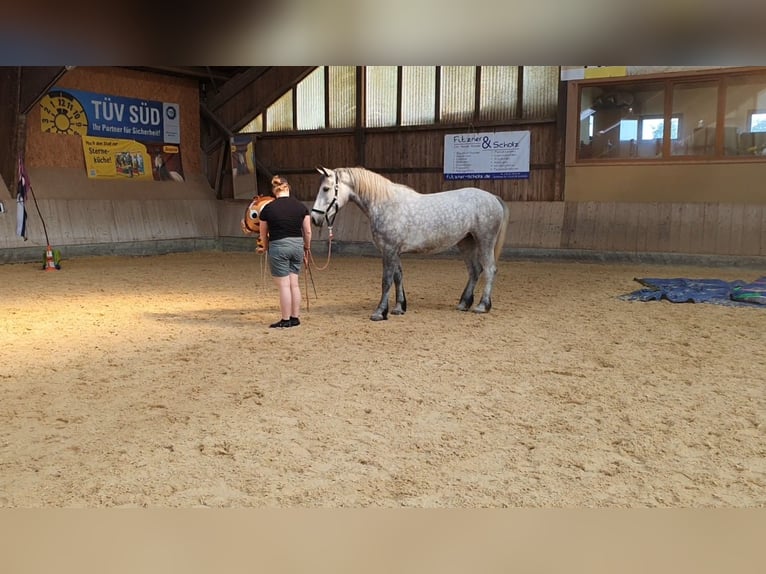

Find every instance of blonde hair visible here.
[271,175,290,195]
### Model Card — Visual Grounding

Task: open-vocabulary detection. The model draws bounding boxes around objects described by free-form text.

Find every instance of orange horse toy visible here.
[240,195,275,253]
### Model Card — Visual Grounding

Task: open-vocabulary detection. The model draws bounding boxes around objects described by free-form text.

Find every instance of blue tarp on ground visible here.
[622,276,766,307]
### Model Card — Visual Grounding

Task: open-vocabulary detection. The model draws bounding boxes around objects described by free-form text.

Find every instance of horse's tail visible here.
[493,197,510,263]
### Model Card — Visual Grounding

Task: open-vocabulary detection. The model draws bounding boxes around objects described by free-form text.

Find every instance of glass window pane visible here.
[751,112,766,132]
[479,66,518,120]
[440,66,475,123]
[239,114,262,133]
[578,83,665,160]
[642,118,664,140]
[329,66,356,129]
[522,66,559,120]
[725,74,766,156]
[365,66,397,127]
[296,66,325,131]
[267,90,293,132]
[401,66,435,126]
[620,119,638,141]
[671,81,719,156]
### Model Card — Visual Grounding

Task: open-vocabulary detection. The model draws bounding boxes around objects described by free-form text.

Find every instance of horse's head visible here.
[241,195,274,235]
[311,166,346,228]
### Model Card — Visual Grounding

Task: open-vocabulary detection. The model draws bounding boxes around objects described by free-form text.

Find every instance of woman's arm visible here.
[302,214,312,250]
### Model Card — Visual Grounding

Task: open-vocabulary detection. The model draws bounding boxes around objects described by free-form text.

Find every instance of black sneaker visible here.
[289,317,300,327]
[269,319,292,328]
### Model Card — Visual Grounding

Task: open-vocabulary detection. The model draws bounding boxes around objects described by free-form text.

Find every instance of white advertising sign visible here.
[443,131,530,180]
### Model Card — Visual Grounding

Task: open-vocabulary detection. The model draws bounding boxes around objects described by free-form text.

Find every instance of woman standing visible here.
[258,175,312,328]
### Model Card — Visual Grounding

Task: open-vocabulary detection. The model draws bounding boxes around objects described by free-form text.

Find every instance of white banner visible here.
[443,131,530,180]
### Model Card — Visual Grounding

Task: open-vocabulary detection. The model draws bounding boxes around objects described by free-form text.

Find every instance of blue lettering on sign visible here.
[453,134,484,143]
[445,171,530,180]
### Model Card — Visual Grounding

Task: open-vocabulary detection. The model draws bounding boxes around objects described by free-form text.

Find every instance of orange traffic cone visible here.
[44,245,58,272]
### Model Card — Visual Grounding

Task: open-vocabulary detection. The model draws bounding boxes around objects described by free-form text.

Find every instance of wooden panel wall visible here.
[271,200,766,257]
[0,68,20,195]
[4,197,766,258]
[253,121,559,202]
[0,198,219,250]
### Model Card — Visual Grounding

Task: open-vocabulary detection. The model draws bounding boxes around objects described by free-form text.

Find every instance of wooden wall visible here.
[252,122,560,202]
[0,197,219,251]
[3,67,766,262]
[5,194,766,259]
[215,199,766,258]
[0,68,20,197]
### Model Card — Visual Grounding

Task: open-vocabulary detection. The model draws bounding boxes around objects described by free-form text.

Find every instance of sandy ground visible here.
[0,250,764,508]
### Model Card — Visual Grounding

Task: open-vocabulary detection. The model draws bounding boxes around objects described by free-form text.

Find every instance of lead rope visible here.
[308,226,334,271]
[304,176,339,306]
[303,227,329,310]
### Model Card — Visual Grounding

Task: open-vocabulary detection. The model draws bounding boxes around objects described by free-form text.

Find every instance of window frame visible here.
[572,67,766,164]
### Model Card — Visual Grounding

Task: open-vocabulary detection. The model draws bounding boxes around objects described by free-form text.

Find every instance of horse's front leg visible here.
[371,254,398,321]
[390,258,407,315]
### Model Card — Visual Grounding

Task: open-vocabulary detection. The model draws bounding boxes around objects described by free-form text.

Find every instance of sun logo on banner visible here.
[40,90,89,136]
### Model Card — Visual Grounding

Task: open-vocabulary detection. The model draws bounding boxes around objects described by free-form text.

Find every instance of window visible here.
[522,66,559,120]
[671,81,717,157]
[727,75,766,156]
[251,66,559,133]
[440,66,475,123]
[401,66,436,126]
[577,71,766,161]
[365,66,397,128]
[579,83,665,159]
[480,66,518,120]
[296,67,325,131]
[266,91,293,132]
[239,114,262,134]
[329,66,356,129]
[642,116,679,140]
[750,112,766,132]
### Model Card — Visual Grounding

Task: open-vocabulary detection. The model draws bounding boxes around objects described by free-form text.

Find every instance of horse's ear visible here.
[316,166,331,177]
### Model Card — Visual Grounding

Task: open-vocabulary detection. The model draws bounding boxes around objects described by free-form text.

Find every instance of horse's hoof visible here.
[391,308,405,315]
[370,314,387,321]
[472,304,490,313]
[456,303,470,312]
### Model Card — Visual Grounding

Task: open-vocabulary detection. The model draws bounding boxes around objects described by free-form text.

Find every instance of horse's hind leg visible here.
[456,236,481,311]
[473,242,498,313]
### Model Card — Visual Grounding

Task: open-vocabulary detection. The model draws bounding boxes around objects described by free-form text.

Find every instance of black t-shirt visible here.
[259,196,309,241]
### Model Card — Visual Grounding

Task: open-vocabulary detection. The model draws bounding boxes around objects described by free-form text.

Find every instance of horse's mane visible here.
[342,167,417,202]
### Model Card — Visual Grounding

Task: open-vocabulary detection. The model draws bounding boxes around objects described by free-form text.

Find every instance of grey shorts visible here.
[268,237,304,277]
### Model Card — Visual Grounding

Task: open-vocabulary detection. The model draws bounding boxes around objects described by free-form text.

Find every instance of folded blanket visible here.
[730,277,766,305]
[622,277,766,307]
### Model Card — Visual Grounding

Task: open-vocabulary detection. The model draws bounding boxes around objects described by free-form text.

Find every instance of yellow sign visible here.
[82,137,152,180]
[584,66,628,79]
[561,66,628,81]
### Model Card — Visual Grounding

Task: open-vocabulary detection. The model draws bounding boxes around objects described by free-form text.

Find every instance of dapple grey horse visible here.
[310,167,510,321]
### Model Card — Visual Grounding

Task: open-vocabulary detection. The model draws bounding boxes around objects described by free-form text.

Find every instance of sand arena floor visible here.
[0,251,763,507]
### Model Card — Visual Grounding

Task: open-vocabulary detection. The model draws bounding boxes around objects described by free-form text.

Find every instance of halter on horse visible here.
[310,166,510,321]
